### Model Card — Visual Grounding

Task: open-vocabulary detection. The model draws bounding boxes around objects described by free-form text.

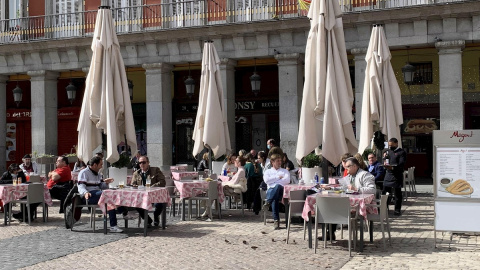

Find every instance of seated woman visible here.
[73,159,86,172]
[282,153,295,171]
[197,152,209,172]
[222,156,247,199]
[221,154,238,174]
[0,164,30,221]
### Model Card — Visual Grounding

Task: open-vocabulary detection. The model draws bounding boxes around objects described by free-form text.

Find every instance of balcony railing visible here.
[0,0,469,45]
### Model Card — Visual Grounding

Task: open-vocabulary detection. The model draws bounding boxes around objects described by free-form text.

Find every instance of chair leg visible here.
[303,220,306,240]
[241,195,244,217]
[286,208,291,244]
[92,209,96,232]
[329,224,333,244]
[341,224,344,239]
[386,218,392,246]
[348,225,351,257]
[381,221,386,250]
[9,203,12,225]
[26,205,31,225]
[314,221,318,253]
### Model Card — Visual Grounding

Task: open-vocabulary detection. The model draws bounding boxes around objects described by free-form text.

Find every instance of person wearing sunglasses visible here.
[130,156,166,227]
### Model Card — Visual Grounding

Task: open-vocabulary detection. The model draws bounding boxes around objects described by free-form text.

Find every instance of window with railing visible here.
[410,62,433,85]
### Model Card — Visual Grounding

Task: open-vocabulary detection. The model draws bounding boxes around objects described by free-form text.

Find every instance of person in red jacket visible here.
[48,155,72,214]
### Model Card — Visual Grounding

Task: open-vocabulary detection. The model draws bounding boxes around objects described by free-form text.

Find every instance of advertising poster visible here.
[6,123,16,161]
[436,147,480,199]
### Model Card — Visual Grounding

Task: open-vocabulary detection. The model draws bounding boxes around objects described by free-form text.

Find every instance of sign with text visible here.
[175,100,279,114]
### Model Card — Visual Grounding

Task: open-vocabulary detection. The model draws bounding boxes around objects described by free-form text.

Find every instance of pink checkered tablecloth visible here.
[301,193,377,221]
[0,184,53,206]
[173,180,225,203]
[98,187,171,214]
[283,184,315,199]
[170,165,188,171]
[171,171,198,180]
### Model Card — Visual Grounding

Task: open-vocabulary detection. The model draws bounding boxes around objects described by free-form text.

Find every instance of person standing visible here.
[130,156,166,227]
[47,156,72,214]
[367,153,385,189]
[382,138,407,216]
[262,154,290,230]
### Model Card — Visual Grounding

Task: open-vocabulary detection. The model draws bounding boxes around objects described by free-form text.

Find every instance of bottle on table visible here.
[320,177,325,184]
[314,172,319,185]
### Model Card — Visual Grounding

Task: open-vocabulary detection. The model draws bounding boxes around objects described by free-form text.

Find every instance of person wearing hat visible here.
[19,154,39,175]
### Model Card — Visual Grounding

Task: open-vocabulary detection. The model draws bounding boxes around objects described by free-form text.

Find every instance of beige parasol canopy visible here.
[358,25,403,154]
[77,7,137,164]
[296,0,358,166]
[192,41,232,160]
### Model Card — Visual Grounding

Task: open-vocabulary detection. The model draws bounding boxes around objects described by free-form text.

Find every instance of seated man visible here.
[344,157,376,194]
[262,154,290,230]
[130,155,166,227]
[367,153,385,190]
[20,154,39,175]
[47,156,72,214]
[77,156,127,233]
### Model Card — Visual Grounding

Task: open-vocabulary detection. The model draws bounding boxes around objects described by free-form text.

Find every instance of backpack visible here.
[64,184,82,229]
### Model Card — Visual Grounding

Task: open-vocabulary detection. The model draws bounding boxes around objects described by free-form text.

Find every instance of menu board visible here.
[436,147,480,199]
[6,123,16,161]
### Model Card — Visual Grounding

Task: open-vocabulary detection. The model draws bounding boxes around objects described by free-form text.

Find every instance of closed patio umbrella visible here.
[192,41,232,160]
[296,0,357,166]
[77,6,137,164]
[358,25,403,155]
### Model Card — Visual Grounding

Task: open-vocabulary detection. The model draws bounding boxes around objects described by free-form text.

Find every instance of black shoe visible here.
[394,211,402,216]
[147,223,152,228]
[154,221,160,227]
[262,202,271,212]
[12,213,23,220]
[154,216,160,227]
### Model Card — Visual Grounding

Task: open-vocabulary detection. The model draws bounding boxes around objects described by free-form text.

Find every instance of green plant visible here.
[362,148,374,161]
[111,152,130,168]
[302,153,322,168]
[38,154,55,158]
[65,153,77,157]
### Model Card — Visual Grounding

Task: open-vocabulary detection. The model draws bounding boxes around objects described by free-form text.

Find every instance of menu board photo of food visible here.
[6,123,16,161]
[436,147,480,199]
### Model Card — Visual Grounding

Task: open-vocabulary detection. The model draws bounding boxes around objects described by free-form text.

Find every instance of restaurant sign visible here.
[175,100,279,113]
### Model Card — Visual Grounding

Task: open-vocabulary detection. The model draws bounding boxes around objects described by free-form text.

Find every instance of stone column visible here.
[275,53,304,160]
[142,63,173,167]
[0,75,8,173]
[27,70,59,156]
[218,58,237,153]
[351,48,368,139]
[436,40,465,130]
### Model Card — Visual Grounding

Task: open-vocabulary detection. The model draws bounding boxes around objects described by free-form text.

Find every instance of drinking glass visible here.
[199,175,204,181]
[119,181,125,189]
[146,178,151,189]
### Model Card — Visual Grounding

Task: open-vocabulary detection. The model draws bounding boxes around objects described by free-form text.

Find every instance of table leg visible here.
[182,198,186,221]
[144,209,148,237]
[4,203,8,225]
[308,213,313,249]
[104,203,107,234]
[172,198,176,217]
[162,204,166,229]
[359,218,364,252]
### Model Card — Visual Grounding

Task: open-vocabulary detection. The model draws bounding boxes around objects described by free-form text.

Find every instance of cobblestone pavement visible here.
[0,186,478,270]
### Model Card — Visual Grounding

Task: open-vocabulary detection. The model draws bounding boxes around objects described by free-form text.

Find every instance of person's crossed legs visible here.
[264,184,284,229]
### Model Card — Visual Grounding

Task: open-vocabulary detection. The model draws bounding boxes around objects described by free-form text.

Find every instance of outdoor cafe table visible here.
[98,187,171,236]
[302,193,376,251]
[0,183,53,225]
[173,180,225,221]
[171,171,198,181]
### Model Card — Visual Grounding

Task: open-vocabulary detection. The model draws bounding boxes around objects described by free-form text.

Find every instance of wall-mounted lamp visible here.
[401,46,416,85]
[185,62,195,99]
[128,79,134,100]
[66,71,77,104]
[250,58,261,96]
[12,79,22,107]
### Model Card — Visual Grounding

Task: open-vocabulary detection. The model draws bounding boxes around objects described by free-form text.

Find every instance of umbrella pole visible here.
[208,147,213,174]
